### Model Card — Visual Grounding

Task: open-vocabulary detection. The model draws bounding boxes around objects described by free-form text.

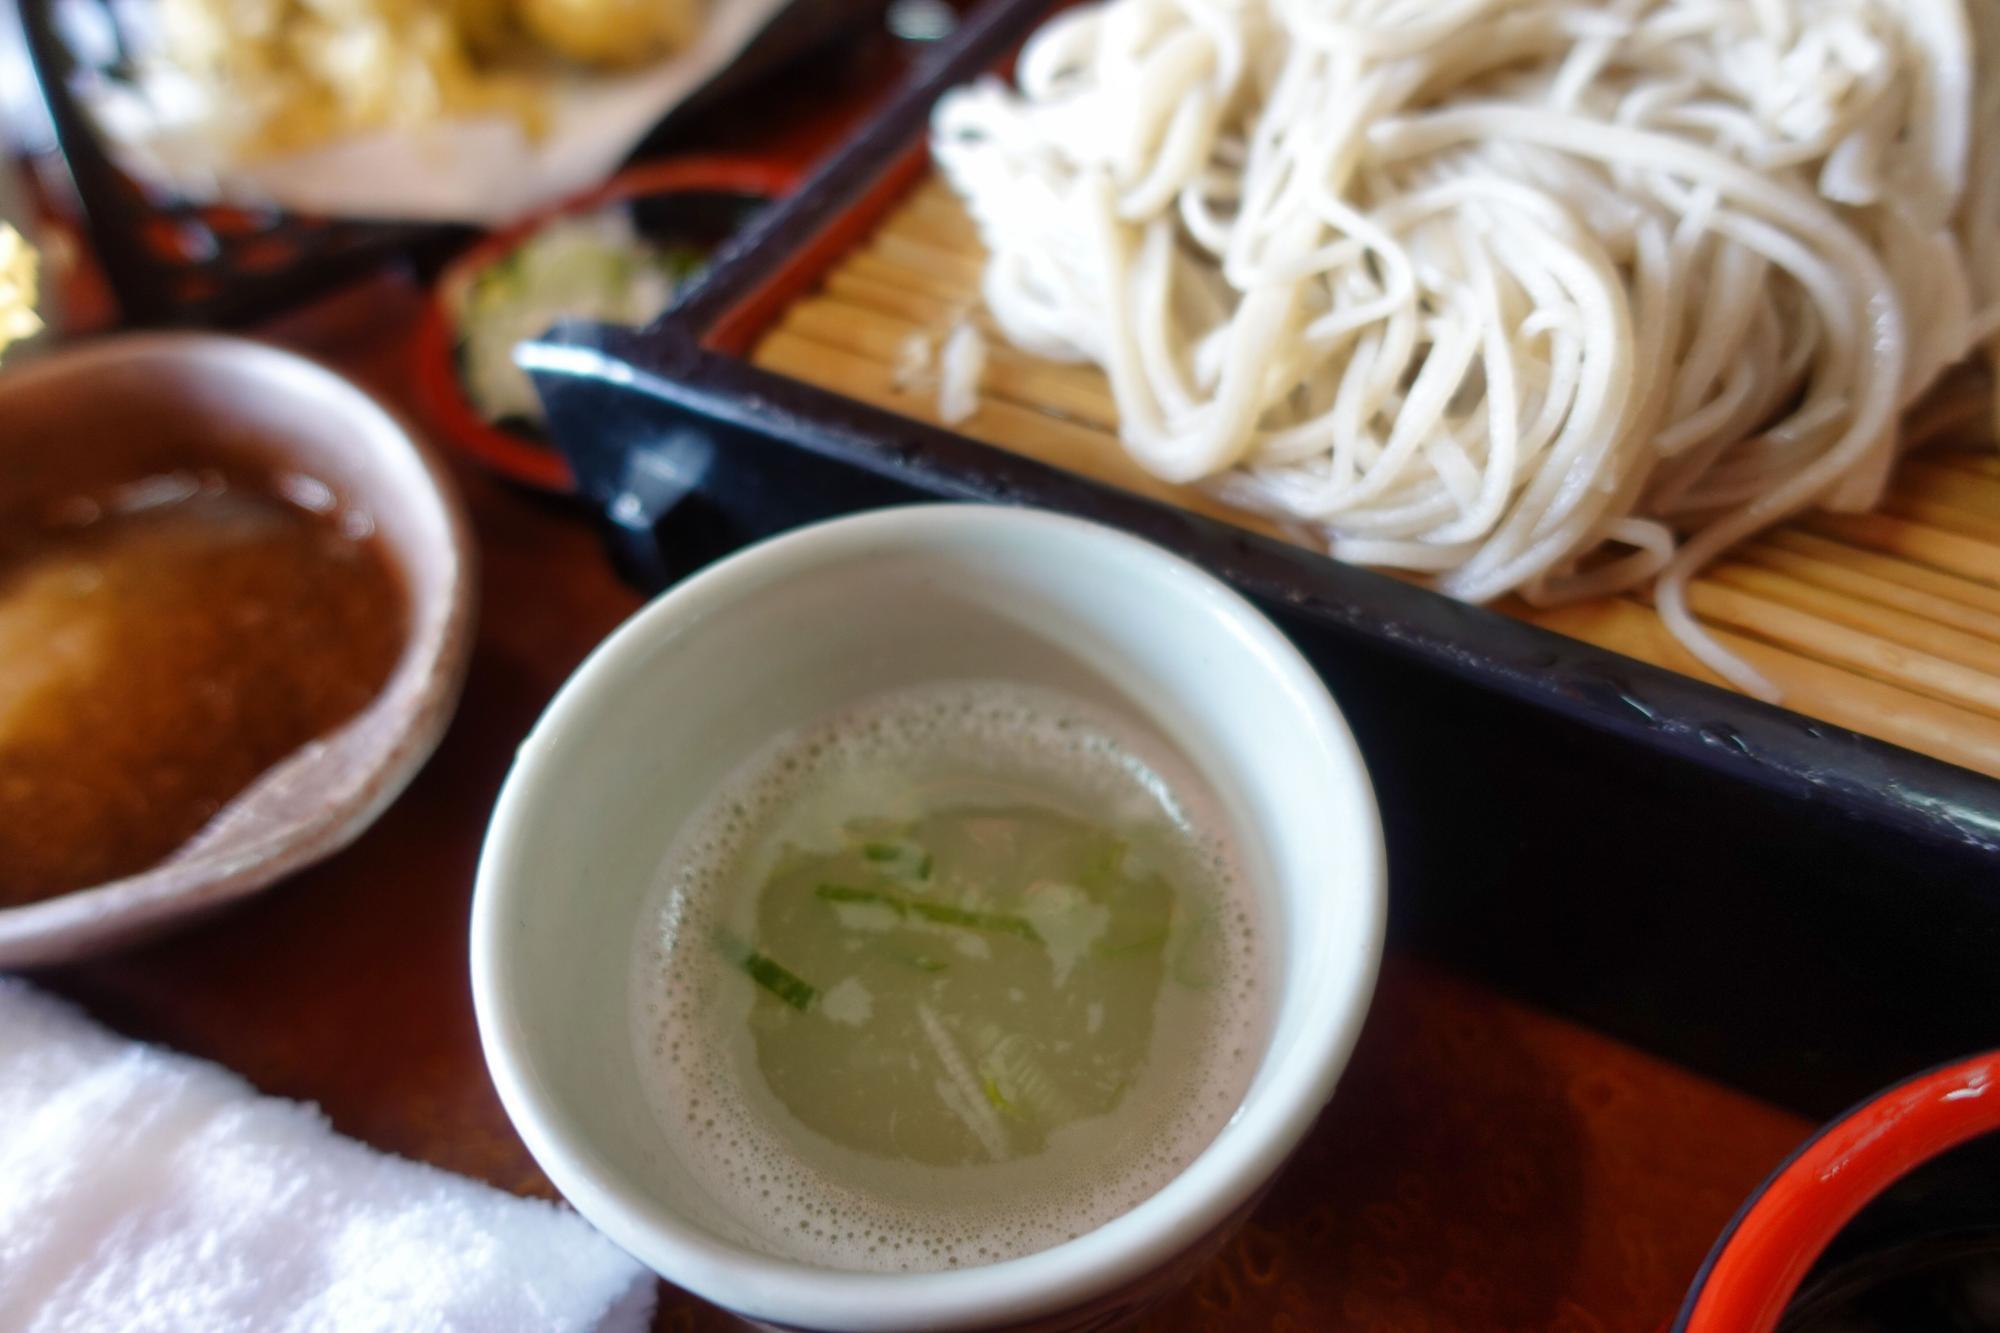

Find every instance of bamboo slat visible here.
[1804,512,2000,587]
[750,179,2000,779]
[1894,461,2000,521]
[1938,452,2000,481]
[1882,494,2000,546]
[1702,562,2000,679]
[1525,598,2000,778]
[754,328,1283,536]
[1732,540,2000,644]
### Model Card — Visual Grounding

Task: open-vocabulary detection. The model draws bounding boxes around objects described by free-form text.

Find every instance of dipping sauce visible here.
[631,681,1268,1273]
[0,454,405,904]
[1781,1237,2000,1331]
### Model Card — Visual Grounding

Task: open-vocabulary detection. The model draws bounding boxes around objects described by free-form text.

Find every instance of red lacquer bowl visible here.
[414,155,798,492]
[1675,1051,2000,1332]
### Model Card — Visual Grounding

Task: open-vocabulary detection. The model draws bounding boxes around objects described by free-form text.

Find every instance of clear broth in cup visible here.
[628,681,1271,1273]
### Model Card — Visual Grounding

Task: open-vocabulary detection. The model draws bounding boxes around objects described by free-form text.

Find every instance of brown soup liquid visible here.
[0,463,405,904]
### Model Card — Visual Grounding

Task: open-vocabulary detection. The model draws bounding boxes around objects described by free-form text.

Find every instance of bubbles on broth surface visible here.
[629,681,1270,1273]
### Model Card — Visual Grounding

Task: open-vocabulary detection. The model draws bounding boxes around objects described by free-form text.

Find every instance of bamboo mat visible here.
[751,177,2000,780]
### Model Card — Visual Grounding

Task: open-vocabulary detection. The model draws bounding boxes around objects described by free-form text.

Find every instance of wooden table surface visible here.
[22,273,1815,1332]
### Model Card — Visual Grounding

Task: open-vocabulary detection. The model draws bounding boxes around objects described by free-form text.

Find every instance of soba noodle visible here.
[932,0,2000,699]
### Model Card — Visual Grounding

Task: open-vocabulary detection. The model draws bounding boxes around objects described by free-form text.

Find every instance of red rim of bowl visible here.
[414,154,801,493]
[1675,1050,2000,1333]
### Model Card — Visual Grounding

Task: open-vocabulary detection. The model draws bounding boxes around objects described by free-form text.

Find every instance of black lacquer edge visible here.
[527,0,2000,861]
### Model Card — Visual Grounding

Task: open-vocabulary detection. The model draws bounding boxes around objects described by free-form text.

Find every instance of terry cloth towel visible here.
[0,977,655,1332]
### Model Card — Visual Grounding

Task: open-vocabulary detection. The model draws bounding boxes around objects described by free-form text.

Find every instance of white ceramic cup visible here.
[472,505,1385,1331]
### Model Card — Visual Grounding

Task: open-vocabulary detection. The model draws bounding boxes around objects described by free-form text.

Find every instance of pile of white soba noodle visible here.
[932,0,2000,698]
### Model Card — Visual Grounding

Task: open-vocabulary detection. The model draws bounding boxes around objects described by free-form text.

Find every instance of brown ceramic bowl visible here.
[0,333,475,965]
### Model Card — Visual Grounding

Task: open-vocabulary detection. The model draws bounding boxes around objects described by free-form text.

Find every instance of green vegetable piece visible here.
[816,884,902,912]
[860,840,934,881]
[913,899,1040,941]
[658,247,707,282]
[981,1073,1019,1118]
[715,929,817,1010]
[1095,925,1170,958]
[815,884,1042,942]
[1078,839,1128,888]
[743,951,817,1011]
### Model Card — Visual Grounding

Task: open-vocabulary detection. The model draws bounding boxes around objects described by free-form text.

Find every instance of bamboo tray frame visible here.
[751,175,2000,782]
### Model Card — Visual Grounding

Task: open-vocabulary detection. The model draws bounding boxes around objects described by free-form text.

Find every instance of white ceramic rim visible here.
[472,504,1385,1331]
[0,332,475,964]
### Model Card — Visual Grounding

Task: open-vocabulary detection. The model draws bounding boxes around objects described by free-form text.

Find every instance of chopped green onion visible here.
[860,840,934,881]
[743,951,817,1010]
[1095,926,1170,958]
[715,930,817,1010]
[981,1073,1019,1117]
[817,884,900,911]
[816,884,1041,942]
[1077,840,1128,889]
[916,900,1039,941]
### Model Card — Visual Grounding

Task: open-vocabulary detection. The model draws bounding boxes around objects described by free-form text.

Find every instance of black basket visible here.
[12,0,886,326]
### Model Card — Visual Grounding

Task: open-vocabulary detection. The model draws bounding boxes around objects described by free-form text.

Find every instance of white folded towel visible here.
[0,978,656,1332]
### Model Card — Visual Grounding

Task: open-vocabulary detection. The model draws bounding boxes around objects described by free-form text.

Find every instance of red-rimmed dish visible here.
[1676,1051,2000,1332]
[415,155,799,492]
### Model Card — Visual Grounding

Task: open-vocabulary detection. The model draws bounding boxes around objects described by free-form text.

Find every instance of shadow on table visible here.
[1141,957,1595,1333]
